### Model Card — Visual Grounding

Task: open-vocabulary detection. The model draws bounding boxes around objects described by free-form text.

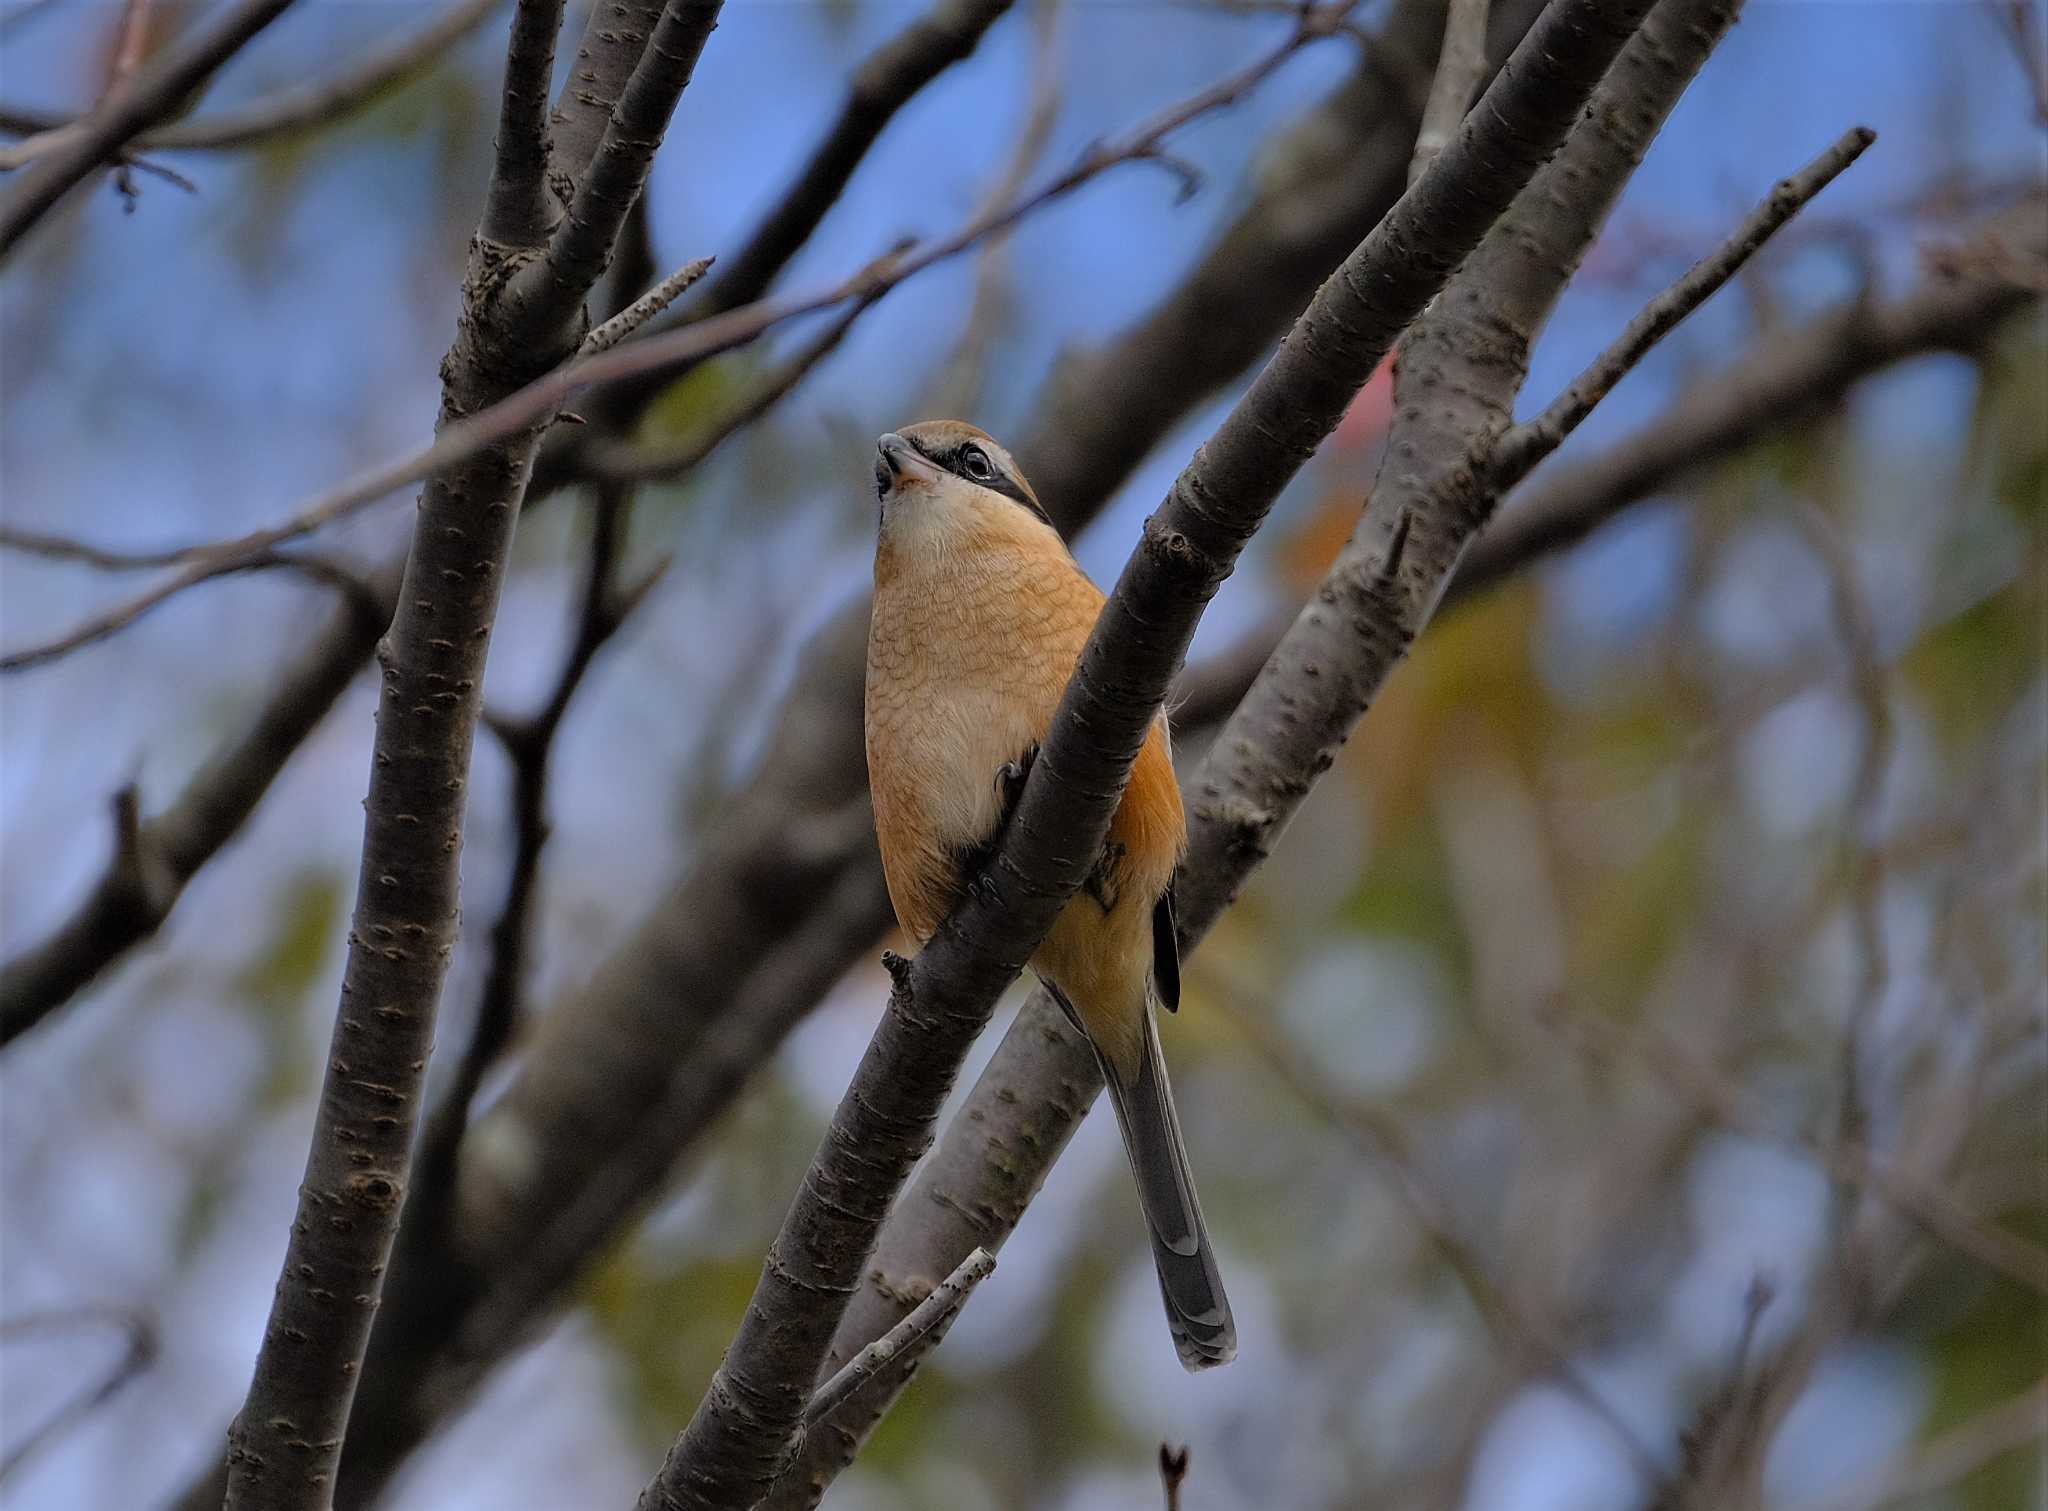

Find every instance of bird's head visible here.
[873,420,1053,539]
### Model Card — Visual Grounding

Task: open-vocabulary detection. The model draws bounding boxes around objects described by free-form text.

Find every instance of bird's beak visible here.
[876,432,940,494]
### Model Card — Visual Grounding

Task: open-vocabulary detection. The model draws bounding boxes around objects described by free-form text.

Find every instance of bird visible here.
[864,419,1236,1370]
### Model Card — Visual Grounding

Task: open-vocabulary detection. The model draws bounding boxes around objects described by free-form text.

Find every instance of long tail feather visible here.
[1097,1008,1236,1370]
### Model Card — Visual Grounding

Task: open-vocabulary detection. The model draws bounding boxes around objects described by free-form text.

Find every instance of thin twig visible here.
[580,254,716,356]
[0,0,504,153]
[590,289,881,482]
[801,1248,996,1427]
[0,10,1355,674]
[925,0,1063,416]
[1407,0,1489,184]
[1490,126,1878,483]
[0,0,299,255]
[683,0,1018,323]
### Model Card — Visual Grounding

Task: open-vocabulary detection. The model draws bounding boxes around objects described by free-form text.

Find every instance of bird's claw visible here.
[994,746,1038,814]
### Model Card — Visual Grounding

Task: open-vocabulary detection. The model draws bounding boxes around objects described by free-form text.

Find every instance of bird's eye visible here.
[960,446,994,482]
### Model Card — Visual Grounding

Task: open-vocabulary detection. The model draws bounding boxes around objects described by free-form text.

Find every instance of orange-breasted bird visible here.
[864,420,1236,1370]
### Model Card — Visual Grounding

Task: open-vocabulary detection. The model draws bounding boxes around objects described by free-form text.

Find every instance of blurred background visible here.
[1,1,2043,1508]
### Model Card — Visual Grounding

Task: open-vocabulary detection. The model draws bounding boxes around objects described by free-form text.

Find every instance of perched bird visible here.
[864,419,1236,1370]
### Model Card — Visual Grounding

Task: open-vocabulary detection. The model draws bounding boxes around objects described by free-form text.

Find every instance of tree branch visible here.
[515,1,723,324]
[587,291,880,482]
[241,11,1558,1504]
[691,0,1017,321]
[0,0,299,257]
[406,483,665,1276]
[1489,126,1877,483]
[1,9,1341,676]
[1407,0,1488,182]
[800,1248,995,1429]
[0,0,503,153]
[545,0,659,191]
[217,0,715,1499]
[643,4,1653,1504]
[780,7,1880,1493]
[1453,196,2048,598]
[526,0,1019,501]
[482,0,566,248]
[579,253,715,355]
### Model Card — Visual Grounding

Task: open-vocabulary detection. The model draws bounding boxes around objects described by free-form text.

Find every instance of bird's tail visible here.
[1097,1006,1236,1370]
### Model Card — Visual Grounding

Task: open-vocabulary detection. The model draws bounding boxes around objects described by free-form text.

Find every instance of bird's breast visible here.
[866,538,1096,941]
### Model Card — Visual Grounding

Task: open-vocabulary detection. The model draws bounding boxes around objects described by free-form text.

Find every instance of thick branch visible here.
[518,1,723,322]
[218,1,715,1502]
[0,0,299,257]
[545,0,663,187]
[482,0,566,248]
[643,4,1651,1505]
[0,0,502,153]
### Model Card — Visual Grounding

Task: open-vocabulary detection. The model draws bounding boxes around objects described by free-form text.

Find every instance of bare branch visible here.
[217,0,716,1499]
[645,4,1654,1503]
[1407,0,1489,183]
[1490,126,1878,483]
[589,290,880,482]
[0,0,299,256]
[579,254,715,355]
[1456,196,2047,599]
[0,0,505,153]
[1158,1444,1189,1511]
[687,0,1018,323]
[0,12,1357,674]
[176,14,1534,1504]
[407,484,664,1275]
[545,0,662,189]
[801,1249,995,1429]
[484,0,567,248]
[517,1,723,323]
[925,0,1064,418]
[525,0,1021,501]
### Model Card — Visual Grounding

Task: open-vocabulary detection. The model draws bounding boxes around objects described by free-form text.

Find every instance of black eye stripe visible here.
[904,435,1058,531]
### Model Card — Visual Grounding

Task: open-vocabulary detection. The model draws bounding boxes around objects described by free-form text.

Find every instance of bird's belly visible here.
[866,676,1042,940]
